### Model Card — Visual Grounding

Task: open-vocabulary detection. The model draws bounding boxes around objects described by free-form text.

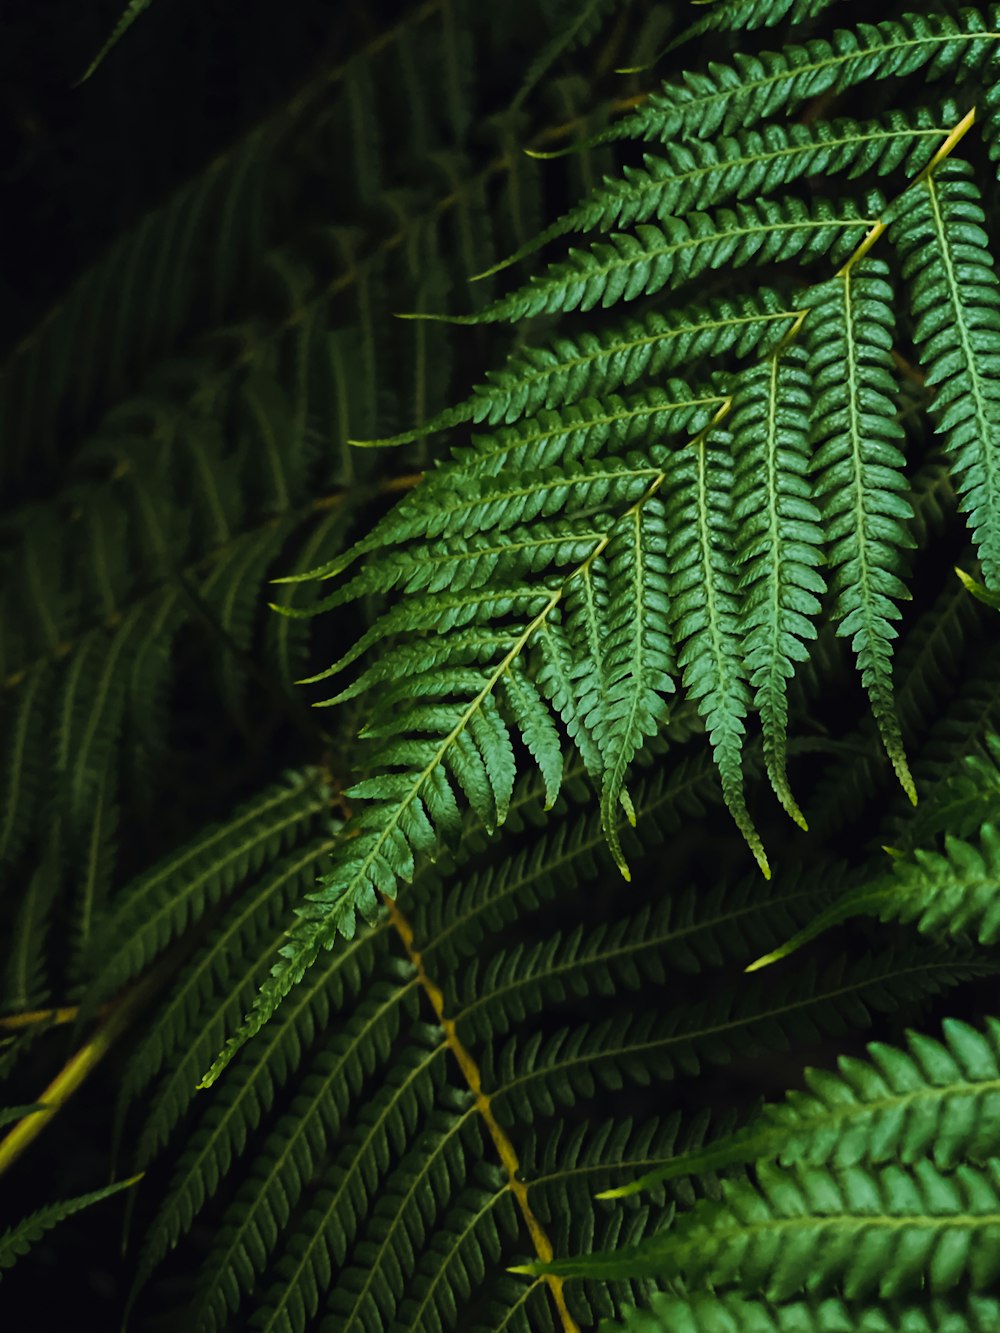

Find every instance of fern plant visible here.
[4,0,1000,1330]
[206,2,1000,1074]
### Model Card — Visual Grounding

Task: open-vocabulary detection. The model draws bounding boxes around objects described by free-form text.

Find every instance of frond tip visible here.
[0,1175,142,1276]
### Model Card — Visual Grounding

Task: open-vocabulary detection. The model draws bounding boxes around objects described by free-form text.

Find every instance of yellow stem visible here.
[0,974,158,1178]
[382,895,581,1333]
[0,1004,86,1031]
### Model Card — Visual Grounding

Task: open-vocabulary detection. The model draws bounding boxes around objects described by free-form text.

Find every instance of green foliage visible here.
[525,1016,1000,1316]
[209,1,1000,1073]
[0,1175,142,1278]
[889,159,1000,587]
[80,0,153,81]
[607,1292,1000,1333]
[5,0,1000,1329]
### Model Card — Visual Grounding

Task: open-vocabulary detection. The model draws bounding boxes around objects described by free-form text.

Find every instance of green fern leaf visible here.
[449,197,874,325]
[732,346,824,828]
[600,13,997,148]
[0,1176,142,1277]
[86,771,331,1003]
[367,291,794,442]
[889,157,1000,588]
[487,108,953,281]
[593,498,674,872]
[531,1157,1000,1298]
[604,1015,1000,1198]
[876,823,1000,945]
[665,430,767,874]
[605,1292,1000,1333]
[804,257,916,803]
[670,0,852,48]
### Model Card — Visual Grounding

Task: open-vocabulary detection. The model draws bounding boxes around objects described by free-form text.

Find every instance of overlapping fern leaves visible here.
[212,4,1000,1076]
[530,1016,1000,1328]
[8,2,1000,1330]
[109,744,990,1332]
[0,0,615,1016]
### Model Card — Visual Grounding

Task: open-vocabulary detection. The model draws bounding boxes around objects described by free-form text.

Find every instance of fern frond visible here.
[146,754,754,1326]
[804,257,916,802]
[670,0,849,48]
[134,970,422,1310]
[511,0,620,112]
[604,1014,1000,1198]
[889,157,1000,588]
[72,769,118,972]
[589,498,674,868]
[606,1292,1000,1333]
[0,1176,142,1278]
[534,1156,1000,1298]
[86,771,331,1003]
[487,950,982,1127]
[872,822,1000,946]
[451,196,874,324]
[665,430,766,873]
[732,346,823,828]
[903,733,1000,848]
[488,108,953,281]
[600,13,997,148]
[116,834,338,1128]
[0,662,53,867]
[209,471,689,1075]
[368,290,793,441]
[3,841,60,1015]
[750,784,1000,972]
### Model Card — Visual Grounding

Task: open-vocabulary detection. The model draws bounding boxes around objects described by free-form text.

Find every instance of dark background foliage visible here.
[1,0,397,1316]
